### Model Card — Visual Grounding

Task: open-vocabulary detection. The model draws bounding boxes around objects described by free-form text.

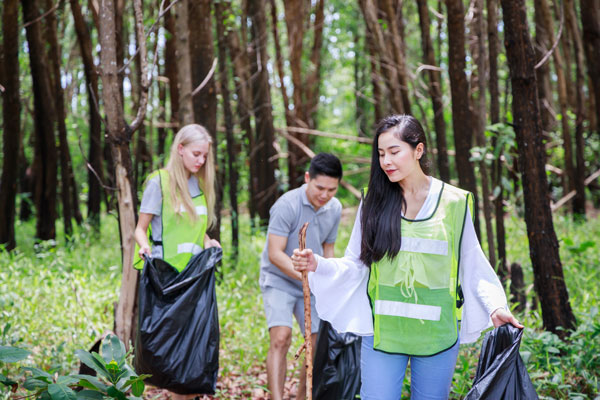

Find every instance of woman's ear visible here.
[177,143,184,156]
[416,143,424,159]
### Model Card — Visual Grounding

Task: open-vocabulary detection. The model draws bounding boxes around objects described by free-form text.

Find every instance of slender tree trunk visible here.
[538,0,576,195]
[269,0,293,127]
[564,0,587,215]
[365,24,384,123]
[23,0,58,241]
[487,0,507,278]
[175,0,194,125]
[580,0,600,137]
[189,0,221,240]
[157,66,168,158]
[471,0,497,268]
[134,15,151,190]
[45,0,76,238]
[215,1,239,257]
[445,0,480,236]
[416,0,449,181]
[71,0,105,227]
[380,0,411,114]
[359,0,404,114]
[248,0,278,224]
[99,0,143,346]
[0,0,21,251]
[225,18,258,222]
[534,1,555,132]
[164,0,179,134]
[501,0,577,338]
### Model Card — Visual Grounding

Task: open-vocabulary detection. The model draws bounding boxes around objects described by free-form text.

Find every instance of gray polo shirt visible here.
[259,184,342,297]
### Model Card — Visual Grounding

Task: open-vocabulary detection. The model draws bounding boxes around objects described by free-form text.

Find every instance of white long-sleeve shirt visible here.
[308,177,507,344]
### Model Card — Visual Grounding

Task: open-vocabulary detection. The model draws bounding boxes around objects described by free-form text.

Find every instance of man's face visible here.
[304,172,339,210]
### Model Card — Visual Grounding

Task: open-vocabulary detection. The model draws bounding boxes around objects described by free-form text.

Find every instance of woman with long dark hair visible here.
[292,115,522,399]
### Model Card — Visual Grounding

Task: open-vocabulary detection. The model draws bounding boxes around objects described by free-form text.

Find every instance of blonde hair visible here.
[165,124,216,229]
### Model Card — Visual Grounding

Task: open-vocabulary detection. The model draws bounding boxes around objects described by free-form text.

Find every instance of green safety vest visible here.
[134,169,208,273]
[367,182,473,356]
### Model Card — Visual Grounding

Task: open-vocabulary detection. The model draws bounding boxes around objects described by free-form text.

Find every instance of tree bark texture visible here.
[164,0,179,134]
[0,0,21,250]
[579,0,600,137]
[501,0,577,338]
[537,0,575,195]
[45,0,76,238]
[444,0,479,235]
[247,0,278,224]
[416,0,449,181]
[70,0,104,225]
[215,1,239,256]
[175,0,194,126]
[99,0,139,346]
[23,0,59,241]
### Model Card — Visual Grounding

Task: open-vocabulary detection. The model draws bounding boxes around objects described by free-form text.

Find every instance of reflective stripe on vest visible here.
[367,182,473,356]
[134,169,208,273]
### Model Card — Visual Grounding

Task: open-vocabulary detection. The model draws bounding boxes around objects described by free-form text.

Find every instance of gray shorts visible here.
[262,286,320,335]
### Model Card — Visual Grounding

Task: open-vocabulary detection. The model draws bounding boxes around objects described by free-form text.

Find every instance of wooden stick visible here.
[298,222,313,400]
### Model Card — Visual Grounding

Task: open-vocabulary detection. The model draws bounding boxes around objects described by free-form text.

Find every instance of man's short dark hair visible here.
[308,153,343,180]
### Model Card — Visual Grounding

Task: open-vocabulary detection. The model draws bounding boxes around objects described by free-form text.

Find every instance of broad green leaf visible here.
[71,375,109,392]
[47,383,77,400]
[130,379,145,397]
[24,377,49,391]
[106,386,127,400]
[75,350,110,380]
[22,367,53,381]
[57,376,79,386]
[76,390,105,400]
[101,335,125,364]
[0,345,31,363]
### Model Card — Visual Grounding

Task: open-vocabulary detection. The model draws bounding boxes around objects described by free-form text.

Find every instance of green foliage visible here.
[1,334,146,400]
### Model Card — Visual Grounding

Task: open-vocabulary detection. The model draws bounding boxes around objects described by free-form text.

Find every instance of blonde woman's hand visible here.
[491,308,524,329]
[139,245,151,259]
[204,237,221,248]
[291,248,317,273]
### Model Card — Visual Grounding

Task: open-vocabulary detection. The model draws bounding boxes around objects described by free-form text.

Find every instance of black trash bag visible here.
[134,247,222,395]
[466,324,538,400]
[312,321,361,400]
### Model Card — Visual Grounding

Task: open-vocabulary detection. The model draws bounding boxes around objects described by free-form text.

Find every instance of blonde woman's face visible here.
[178,141,209,174]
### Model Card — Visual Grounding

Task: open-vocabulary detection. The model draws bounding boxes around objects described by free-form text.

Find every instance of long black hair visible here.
[360,115,431,266]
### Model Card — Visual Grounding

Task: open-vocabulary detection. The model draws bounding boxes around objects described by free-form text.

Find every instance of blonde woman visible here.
[135,123,220,272]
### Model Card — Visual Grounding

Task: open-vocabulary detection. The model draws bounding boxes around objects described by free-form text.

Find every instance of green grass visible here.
[1,209,599,398]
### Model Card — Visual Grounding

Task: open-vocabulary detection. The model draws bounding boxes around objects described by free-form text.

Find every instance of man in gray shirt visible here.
[260,153,343,400]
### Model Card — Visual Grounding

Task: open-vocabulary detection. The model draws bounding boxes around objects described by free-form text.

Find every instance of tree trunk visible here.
[164,0,179,134]
[488,0,508,278]
[471,0,497,269]
[364,23,384,123]
[534,0,555,131]
[215,1,239,257]
[0,0,21,251]
[445,0,480,236]
[580,0,600,137]
[501,0,577,338]
[225,18,258,222]
[45,0,76,239]
[247,0,278,224]
[537,0,576,195]
[358,0,404,115]
[565,0,587,215]
[134,15,151,190]
[380,0,411,114]
[175,0,194,126]
[416,0,449,181]
[23,0,58,241]
[189,0,221,240]
[99,0,140,346]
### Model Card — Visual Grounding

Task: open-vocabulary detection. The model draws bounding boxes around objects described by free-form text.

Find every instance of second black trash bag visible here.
[134,247,222,395]
[466,324,538,400]
[312,321,361,400]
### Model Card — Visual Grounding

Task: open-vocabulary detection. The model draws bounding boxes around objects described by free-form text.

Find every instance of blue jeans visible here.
[360,335,460,400]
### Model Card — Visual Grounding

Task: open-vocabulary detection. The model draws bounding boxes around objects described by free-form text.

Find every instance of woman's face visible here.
[377,130,423,183]
[178,140,209,174]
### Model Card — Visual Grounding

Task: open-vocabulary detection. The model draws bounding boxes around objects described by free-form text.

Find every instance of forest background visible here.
[1,0,600,398]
